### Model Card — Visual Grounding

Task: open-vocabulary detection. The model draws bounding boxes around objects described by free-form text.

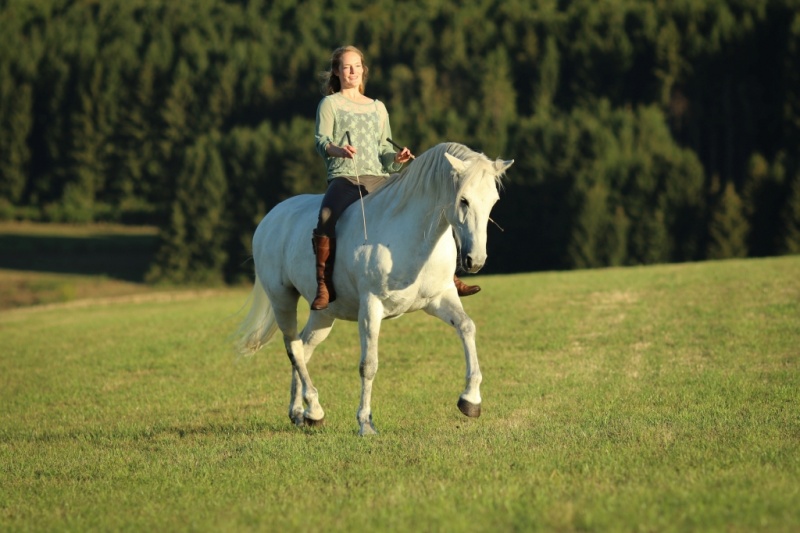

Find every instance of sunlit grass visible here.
[1,256,798,531]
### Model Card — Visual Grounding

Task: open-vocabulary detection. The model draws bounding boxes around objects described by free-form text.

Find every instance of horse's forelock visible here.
[447,145,505,204]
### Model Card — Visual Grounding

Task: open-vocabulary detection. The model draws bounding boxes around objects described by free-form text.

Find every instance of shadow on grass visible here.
[0,232,158,282]
[6,418,307,445]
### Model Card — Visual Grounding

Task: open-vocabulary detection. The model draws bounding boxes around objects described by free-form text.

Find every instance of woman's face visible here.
[337,51,363,91]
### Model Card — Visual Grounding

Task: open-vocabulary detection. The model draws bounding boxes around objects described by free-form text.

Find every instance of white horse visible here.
[236,142,513,435]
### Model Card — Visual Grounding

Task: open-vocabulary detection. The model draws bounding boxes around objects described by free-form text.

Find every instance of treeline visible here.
[1,0,799,282]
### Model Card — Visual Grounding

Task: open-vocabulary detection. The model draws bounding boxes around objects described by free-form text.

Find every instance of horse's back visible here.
[255,194,320,247]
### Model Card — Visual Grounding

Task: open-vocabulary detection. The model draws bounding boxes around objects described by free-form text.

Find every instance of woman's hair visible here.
[319,45,369,95]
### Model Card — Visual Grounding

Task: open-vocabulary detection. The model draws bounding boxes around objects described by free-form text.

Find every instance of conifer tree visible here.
[0,76,32,206]
[628,209,669,265]
[63,63,112,222]
[780,173,800,254]
[607,206,631,267]
[568,181,612,269]
[743,153,785,256]
[110,62,157,213]
[707,182,749,259]
[219,127,268,283]
[534,35,560,113]
[147,133,228,283]
[477,46,516,157]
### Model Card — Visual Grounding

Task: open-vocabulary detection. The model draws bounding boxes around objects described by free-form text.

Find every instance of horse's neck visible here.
[365,183,450,251]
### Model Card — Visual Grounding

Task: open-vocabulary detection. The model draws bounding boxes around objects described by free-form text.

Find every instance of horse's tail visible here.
[235,273,279,356]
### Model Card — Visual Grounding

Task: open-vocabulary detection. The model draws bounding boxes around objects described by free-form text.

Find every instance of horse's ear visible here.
[444,152,467,173]
[494,159,514,173]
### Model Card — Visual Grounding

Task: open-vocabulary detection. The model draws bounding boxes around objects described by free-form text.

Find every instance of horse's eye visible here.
[460,197,470,208]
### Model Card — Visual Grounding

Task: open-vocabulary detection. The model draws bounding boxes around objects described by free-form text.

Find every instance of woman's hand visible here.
[394,147,414,164]
[327,143,356,159]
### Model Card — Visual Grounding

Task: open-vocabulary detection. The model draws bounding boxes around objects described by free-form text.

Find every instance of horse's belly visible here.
[379,290,435,317]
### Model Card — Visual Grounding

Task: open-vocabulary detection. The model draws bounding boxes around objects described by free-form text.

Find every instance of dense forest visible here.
[1,0,799,283]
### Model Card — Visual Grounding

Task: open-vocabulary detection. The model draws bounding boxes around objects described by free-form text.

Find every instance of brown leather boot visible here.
[311,232,337,310]
[454,274,481,297]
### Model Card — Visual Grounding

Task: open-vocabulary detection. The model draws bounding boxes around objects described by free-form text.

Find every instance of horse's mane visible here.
[367,142,500,214]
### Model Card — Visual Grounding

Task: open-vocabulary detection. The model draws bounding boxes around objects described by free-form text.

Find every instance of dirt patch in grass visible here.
[0,270,161,310]
[0,279,236,314]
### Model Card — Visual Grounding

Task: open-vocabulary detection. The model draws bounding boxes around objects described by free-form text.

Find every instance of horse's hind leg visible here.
[284,335,326,426]
[267,288,328,427]
[282,332,325,426]
[288,366,304,426]
[287,312,335,427]
[284,313,336,426]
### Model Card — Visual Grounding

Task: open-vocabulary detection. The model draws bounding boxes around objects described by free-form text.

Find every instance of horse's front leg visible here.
[425,294,482,418]
[356,295,384,435]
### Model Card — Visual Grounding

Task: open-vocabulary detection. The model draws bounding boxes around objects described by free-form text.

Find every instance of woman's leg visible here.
[311,179,366,309]
[316,178,365,236]
[453,273,481,296]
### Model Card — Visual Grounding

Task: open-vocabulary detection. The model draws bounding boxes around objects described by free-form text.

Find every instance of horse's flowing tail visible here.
[235,273,279,356]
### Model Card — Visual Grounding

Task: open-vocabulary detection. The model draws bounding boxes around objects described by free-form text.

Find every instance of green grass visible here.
[1,256,799,531]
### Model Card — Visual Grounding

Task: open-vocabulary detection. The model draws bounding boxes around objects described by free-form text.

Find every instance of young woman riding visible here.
[311,45,480,310]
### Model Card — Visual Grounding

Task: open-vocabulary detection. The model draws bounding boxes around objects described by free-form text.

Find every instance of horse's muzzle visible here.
[459,250,485,273]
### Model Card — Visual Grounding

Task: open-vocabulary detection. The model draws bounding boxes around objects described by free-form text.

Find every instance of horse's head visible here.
[444,151,513,273]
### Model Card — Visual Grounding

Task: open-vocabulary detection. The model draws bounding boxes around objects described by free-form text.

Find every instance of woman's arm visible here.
[377,102,403,172]
[315,97,355,159]
[315,97,336,158]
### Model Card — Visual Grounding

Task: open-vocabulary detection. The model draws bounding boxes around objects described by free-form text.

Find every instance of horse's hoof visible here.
[304,416,325,427]
[457,398,481,418]
[358,421,378,436]
[289,411,305,427]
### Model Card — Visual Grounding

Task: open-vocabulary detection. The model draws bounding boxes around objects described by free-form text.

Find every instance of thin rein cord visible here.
[346,131,368,242]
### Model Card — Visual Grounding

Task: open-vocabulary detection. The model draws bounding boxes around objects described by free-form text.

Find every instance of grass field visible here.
[1,255,798,531]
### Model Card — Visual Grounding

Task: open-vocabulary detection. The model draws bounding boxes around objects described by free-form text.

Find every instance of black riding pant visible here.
[315,175,386,236]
